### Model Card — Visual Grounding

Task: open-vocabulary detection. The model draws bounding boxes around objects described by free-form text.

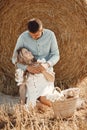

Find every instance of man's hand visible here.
[38,64,46,72]
[27,64,46,74]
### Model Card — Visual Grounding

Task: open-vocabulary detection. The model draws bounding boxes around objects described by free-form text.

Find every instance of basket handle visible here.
[53,86,61,93]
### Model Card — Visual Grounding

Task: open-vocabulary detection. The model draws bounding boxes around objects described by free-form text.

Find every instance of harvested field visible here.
[0,77,87,130]
[0,103,87,130]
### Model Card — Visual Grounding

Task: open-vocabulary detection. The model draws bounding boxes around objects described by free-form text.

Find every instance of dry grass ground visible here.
[0,77,87,130]
[0,101,87,130]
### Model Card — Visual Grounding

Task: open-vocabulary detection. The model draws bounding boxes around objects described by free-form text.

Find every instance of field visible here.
[0,77,87,130]
[0,0,87,129]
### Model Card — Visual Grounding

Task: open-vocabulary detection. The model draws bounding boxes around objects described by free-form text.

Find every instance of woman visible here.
[15,47,56,108]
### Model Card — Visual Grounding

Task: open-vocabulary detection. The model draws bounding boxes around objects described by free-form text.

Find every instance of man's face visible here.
[29,29,43,40]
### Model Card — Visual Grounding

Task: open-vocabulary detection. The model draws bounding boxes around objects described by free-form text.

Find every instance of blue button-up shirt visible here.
[12,29,60,70]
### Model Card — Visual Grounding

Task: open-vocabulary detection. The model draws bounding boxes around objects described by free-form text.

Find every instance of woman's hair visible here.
[17,47,36,64]
[17,47,26,64]
[28,18,42,33]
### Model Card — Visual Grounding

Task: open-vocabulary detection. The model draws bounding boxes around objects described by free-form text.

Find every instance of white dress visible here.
[26,65,55,107]
[15,58,55,107]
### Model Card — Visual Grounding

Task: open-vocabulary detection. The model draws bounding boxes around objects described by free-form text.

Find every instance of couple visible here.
[12,18,60,109]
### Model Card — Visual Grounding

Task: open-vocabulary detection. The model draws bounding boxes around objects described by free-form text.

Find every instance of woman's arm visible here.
[42,70,55,82]
[39,64,55,82]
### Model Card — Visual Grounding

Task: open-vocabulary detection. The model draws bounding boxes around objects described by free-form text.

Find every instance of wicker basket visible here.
[52,87,79,119]
[52,97,78,119]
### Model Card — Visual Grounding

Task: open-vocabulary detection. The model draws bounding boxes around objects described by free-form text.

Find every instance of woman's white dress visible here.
[15,59,55,107]
[26,64,55,107]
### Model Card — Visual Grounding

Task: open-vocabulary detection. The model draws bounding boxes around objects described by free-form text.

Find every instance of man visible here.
[12,18,60,104]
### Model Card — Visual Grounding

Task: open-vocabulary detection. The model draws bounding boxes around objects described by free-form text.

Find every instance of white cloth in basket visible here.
[46,89,64,102]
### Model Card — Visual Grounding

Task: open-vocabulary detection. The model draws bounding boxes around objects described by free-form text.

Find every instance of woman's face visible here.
[22,48,34,61]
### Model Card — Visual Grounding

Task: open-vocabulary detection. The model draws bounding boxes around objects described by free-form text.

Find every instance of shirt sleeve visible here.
[47,32,60,66]
[12,34,27,71]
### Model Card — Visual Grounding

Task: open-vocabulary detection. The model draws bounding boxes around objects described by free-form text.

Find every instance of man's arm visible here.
[12,35,29,71]
[47,32,60,67]
[37,64,55,82]
[12,35,24,64]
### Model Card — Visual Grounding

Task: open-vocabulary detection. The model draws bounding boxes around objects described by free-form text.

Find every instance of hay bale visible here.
[0,0,87,95]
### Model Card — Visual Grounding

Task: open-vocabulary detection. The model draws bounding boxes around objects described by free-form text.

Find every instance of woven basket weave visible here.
[52,97,78,119]
[52,87,78,119]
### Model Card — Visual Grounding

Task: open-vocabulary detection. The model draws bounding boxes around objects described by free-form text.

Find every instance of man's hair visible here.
[28,18,42,33]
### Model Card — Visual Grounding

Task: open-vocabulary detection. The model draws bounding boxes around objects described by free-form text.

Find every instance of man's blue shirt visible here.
[12,29,60,70]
